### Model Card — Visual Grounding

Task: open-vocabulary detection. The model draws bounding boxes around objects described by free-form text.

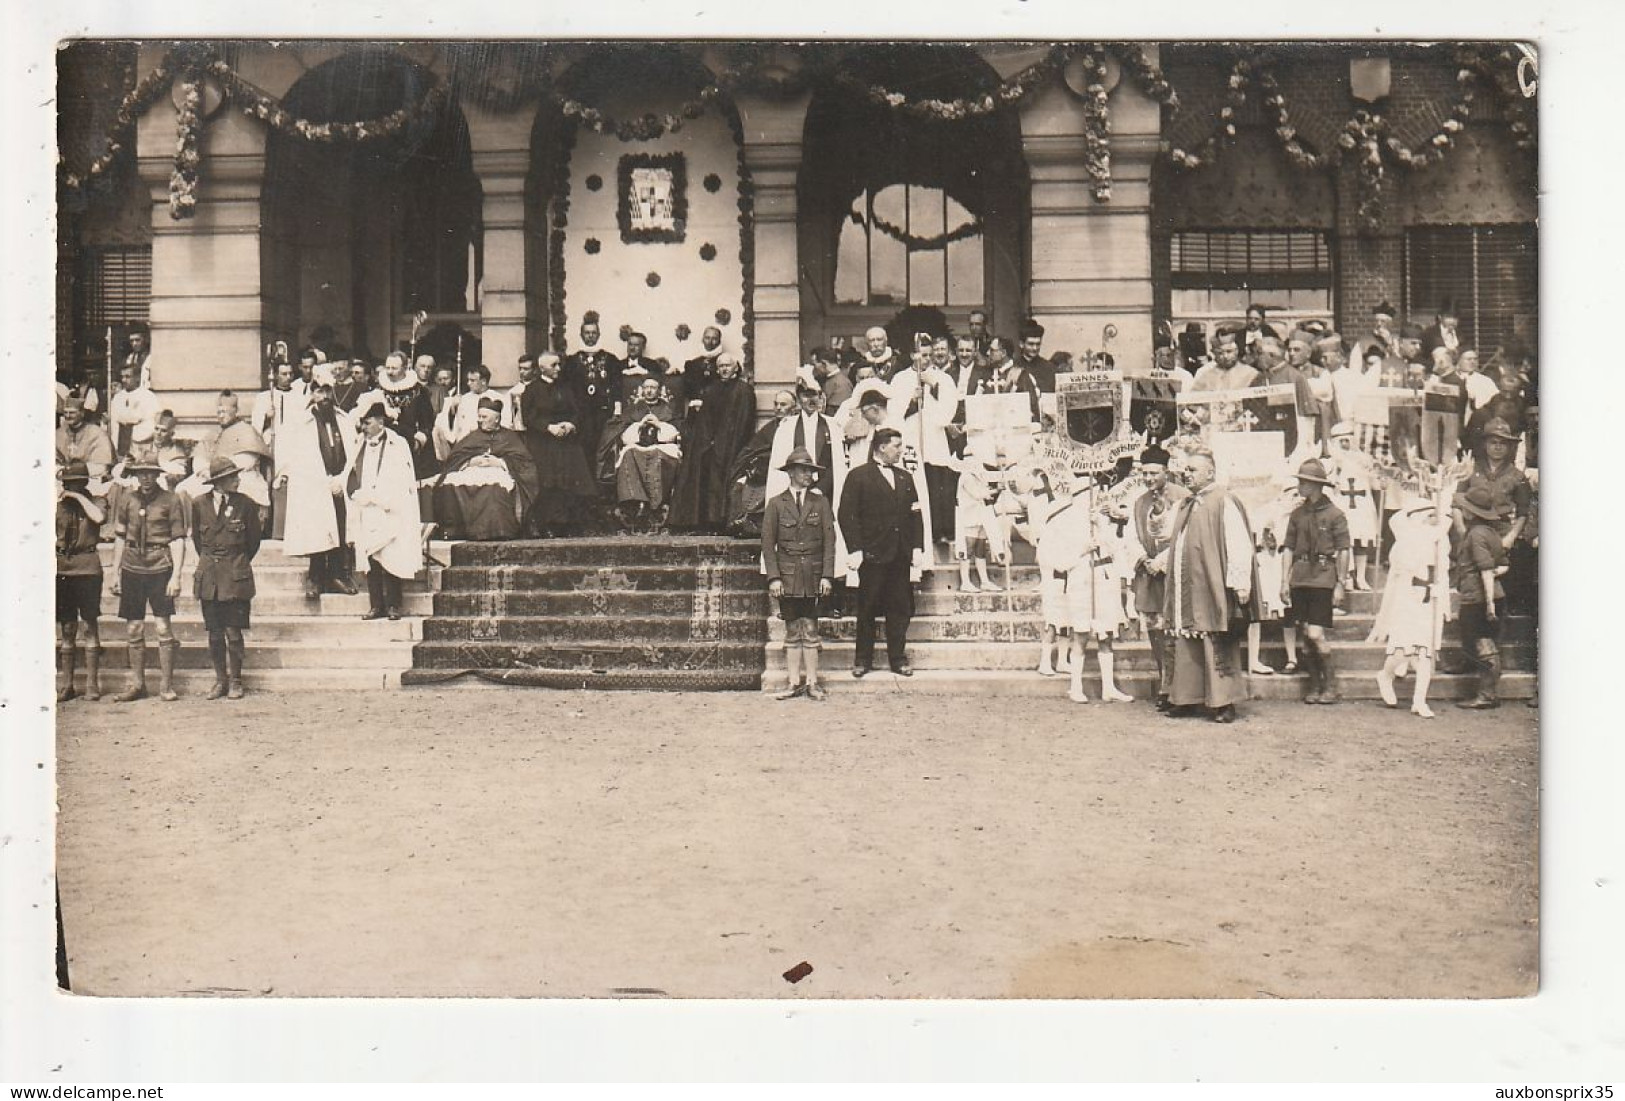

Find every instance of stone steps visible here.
[430,589,766,619]
[74,615,422,643]
[422,615,768,644]
[97,590,438,618]
[60,668,404,696]
[756,668,1537,701]
[448,536,763,567]
[437,564,762,594]
[68,638,416,670]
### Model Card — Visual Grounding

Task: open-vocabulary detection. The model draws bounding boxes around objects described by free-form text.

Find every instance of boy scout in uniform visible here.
[56,461,106,702]
[1281,458,1351,705]
[191,457,263,699]
[760,447,836,701]
[1452,484,1511,710]
[109,450,189,702]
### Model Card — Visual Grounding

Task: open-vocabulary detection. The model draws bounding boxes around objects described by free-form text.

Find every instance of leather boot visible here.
[226,632,246,699]
[82,646,101,702]
[205,634,229,700]
[113,640,147,703]
[156,638,179,702]
[1316,646,1341,704]
[1459,649,1502,709]
[1300,645,1323,705]
[56,643,77,703]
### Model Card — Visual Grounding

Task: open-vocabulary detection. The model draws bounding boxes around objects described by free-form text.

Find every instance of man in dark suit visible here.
[1421,305,1463,361]
[191,457,263,700]
[838,427,924,678]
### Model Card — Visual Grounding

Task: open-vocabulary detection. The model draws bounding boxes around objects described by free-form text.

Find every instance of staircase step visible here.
[431,589,768,619]
[411,639,765,674]
[421,614,768,644]
[59,668,403,696]
[80,615,422,643]
[73,638,415,670]
[763,668,1537,701]
[94,540,457,572]
[100,591,438,618]
[400,667,762,692]
[450,536,762,568]
[437,563,764,593]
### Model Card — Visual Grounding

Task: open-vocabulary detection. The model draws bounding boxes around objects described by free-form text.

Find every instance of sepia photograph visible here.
[41,35,1549,1009]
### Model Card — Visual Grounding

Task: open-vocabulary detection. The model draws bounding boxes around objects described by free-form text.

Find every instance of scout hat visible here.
[59,460,90,485]
[778,446,823,472]
[123,448,165,475]
[203,456,242,484]
[1482,417,1519,442]
[1457,484,1510,521]
[1294,458,1334,486]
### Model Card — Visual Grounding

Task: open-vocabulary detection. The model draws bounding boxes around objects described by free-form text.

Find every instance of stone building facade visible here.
[57,41,1538,428]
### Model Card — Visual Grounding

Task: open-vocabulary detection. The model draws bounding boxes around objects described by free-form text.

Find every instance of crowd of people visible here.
[55,300,1536,713]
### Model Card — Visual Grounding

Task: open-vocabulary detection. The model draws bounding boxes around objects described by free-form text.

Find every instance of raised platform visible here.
[400,537,770,692]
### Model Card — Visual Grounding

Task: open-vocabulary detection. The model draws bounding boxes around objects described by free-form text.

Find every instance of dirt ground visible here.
[53,690,1538,1000]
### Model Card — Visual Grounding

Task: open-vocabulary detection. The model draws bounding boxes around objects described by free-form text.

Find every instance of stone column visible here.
[471,148,531,388]
[135,49,269,425]
[734,93,811,411]
[1019,47,1162,374]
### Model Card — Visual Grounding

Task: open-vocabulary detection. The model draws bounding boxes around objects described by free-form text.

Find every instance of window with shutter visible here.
[1404,224,1537,356]
[1167,228,1334,323]
[73,245,151,376]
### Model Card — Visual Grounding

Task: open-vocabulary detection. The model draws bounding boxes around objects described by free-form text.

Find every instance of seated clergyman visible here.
[433,397,541,541]
[615,378,682,531]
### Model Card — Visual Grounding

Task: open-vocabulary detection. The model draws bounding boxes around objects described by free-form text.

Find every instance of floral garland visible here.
[728,107,756,380]
[1384,67,1476,169]
[169,68,204,219]
[547,121,579,354]
[1456,44,1536,155]
[1168,55,1253,169]
[861,208,985,250]
[207,58,448,144]
[60,50,180,192]
[1079,46,1112,201]
[556,84,723,142]
[1253,63,1328,170]
[833,44,1077,122]
[1110,43,1180,112]
[1338,110,1388,229]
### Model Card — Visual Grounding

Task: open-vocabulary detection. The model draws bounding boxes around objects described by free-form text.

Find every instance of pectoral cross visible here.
[1109,515,1129,538]
[1411,564,1437,603]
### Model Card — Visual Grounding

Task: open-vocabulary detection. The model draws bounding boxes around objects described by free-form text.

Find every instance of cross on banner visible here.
[1236,409,1260,432]
[1342,479,1363,511]
[1411,565,1436,603]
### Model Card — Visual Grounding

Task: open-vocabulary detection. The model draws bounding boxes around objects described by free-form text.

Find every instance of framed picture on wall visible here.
[617,152,687,244]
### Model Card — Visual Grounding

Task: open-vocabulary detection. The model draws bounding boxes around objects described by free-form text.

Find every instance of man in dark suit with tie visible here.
[838,427,924,678]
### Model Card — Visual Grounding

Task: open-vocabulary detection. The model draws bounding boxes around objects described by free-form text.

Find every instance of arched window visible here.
[262,50,481,361]
[834,184,984,308]
[798,45,1027,348]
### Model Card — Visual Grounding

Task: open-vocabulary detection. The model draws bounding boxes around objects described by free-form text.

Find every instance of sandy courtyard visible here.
[54,690,1538,1000]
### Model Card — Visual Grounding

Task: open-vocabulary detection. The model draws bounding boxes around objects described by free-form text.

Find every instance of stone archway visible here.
[796,45,1030,352]
[525,46,751,372]
[261,48,482,365]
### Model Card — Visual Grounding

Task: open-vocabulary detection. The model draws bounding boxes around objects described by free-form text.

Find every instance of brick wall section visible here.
[1153,43,1532,337]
